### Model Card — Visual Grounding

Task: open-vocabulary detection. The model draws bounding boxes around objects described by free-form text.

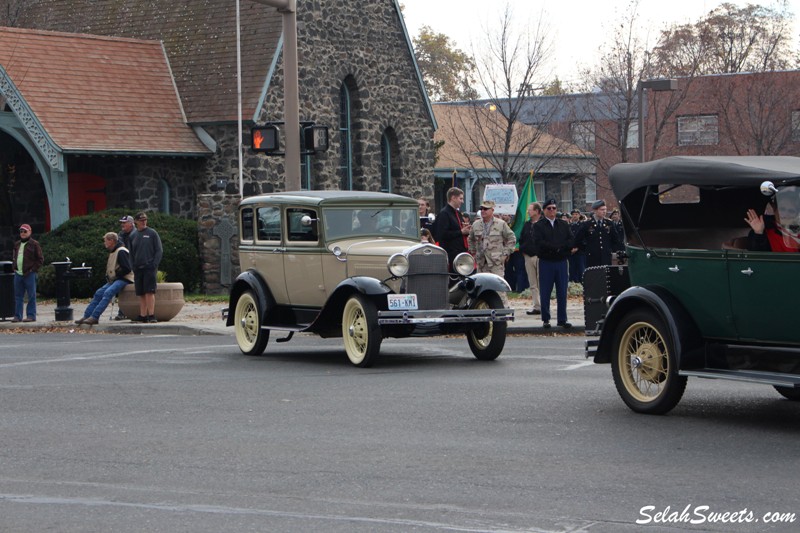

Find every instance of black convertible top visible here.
[609,156,800,200]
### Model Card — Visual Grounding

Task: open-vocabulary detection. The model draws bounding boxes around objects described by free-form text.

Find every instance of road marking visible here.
[0,345,234,369]
[560,361,595,371]
[0,492,561,533]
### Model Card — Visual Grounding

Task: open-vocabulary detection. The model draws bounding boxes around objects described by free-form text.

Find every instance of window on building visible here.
[570,121,595,151]
[585,177,597,204]
[624,121,639,149]
[560,179,573,213]
[792,111,800,142]
[677,115,719,146]
[301,154,312,190]
[534,181,545,205]
[339,83,353,190]
[158,178,171,214]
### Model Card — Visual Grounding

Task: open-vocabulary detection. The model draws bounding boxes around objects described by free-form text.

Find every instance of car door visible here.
[283,207,326,307]
[629,247,736,340]
[249,205,289,304]
[727,249,800,344]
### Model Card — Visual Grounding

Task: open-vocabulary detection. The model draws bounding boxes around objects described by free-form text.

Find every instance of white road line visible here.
[0,345,234,369]
[560,361,595,370]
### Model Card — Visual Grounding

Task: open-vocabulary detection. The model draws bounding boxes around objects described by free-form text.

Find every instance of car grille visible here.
[406,246,449,310]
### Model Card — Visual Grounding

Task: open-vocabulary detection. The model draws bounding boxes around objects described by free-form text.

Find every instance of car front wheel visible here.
[342,295,382,367]
[466,291,507,361]
[611,309,686,415]
[234,290,269,356]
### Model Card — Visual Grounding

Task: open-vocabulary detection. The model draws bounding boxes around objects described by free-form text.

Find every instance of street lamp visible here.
[637,78,677,162]
[251,0,301,191]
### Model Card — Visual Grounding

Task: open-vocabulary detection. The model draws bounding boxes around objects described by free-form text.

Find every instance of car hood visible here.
[328,237,419,257]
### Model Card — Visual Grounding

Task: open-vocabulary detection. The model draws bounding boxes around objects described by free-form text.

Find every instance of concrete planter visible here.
[118,282,185,322]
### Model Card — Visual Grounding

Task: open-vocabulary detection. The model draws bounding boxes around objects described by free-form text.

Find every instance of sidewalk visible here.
[0,296,585,336]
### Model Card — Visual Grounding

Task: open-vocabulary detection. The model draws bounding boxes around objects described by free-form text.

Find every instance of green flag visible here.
[512,171,537,244]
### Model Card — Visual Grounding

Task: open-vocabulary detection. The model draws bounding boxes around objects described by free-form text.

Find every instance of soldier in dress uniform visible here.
[568,208,586,283]
[573,199,623,268]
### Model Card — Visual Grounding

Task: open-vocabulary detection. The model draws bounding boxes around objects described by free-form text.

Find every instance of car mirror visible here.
[760,180,778,197]
[300,215,317,227]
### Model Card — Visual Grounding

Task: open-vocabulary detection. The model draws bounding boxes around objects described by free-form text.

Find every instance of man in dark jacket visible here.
[11,223,44,322]
[76,232,134,325]
[574,200,623,268]
[129,212,163,323]
[533,199,575,329]
[433,187,470,273]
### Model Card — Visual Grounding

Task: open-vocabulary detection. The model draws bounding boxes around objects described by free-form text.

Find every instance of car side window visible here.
[287,208,318,242]
[241,208,254,242]
[256,206,281,242]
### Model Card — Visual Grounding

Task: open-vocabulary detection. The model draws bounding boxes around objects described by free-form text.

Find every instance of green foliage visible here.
[37,209,200,298]
[413,25,478,102]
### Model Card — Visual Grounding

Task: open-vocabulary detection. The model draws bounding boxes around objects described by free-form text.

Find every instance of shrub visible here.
[37,209,200,298]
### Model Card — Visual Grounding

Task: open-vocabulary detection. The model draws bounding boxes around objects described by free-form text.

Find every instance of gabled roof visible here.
[433,103,588,171]
[0,26,210,155]
[14,0,282,124]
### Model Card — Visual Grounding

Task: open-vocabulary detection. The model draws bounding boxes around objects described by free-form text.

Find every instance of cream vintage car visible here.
[223,191,514,367]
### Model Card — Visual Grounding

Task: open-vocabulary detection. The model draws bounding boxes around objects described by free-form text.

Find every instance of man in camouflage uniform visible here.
[469,200,516,304]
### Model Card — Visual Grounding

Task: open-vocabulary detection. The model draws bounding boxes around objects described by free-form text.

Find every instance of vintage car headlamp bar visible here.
[453,253,476,276]
[387,253,410,277]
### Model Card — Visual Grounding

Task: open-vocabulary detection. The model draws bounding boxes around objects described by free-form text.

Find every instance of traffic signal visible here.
[251,125,280,153]
[303,125,329,153]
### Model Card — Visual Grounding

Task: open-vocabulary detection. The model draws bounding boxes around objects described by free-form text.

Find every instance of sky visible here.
[399,0,800,88]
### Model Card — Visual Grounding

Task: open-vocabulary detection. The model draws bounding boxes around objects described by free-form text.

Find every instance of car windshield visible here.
[323,207,419,240]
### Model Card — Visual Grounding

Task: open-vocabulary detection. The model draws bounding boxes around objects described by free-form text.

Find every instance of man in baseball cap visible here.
[12,223,44,322]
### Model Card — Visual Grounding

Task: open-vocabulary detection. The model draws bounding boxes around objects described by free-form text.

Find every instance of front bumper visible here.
[377,308,514,325]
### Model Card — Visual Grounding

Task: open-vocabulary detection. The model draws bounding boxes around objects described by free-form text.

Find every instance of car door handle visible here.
[740,267,754,276]
[668,265,680,273]
[271,248,285,253]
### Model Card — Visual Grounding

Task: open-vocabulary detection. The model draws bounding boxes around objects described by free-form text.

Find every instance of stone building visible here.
[0,0,436,292]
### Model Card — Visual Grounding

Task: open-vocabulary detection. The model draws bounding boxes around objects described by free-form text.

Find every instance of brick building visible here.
[516,70,800,210]
[0,0,435,292]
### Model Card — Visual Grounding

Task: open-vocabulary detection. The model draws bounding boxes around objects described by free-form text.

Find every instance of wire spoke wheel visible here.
[611,309,686,415]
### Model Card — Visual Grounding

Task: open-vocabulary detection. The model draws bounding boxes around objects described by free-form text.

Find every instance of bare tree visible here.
[0,0,40,27]
[708,71,800,156]
[651,1,796,75]
[441,3,570,185]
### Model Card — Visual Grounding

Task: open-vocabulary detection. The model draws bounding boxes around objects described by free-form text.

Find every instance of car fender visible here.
[469,272,511,299]
[594,285,703,367]
[310,277,393,335]
[226,270,273,327]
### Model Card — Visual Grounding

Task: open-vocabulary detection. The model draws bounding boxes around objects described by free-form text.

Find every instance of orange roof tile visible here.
[0,26,210,155]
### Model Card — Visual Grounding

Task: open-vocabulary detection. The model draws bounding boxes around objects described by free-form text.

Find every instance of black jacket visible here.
[573,217,623,267]
[433,204,468,267]
[519,219,537,257]
[533,217,573,261]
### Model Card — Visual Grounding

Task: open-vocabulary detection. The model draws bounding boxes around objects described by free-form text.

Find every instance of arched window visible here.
[338,83,353,190]
[380,132,392,193]
[158,178,171,214]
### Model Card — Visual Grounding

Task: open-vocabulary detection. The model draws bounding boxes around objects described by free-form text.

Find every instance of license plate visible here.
[387,293,418,310]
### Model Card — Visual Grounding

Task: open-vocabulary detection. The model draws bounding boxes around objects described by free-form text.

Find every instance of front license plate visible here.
[387,293,418,310]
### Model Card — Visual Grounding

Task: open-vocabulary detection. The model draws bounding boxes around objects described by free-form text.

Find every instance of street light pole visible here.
[637,78,678,162]
[251,0,300,191]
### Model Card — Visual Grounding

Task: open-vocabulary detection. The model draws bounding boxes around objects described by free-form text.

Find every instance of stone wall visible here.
[195,0,436,293]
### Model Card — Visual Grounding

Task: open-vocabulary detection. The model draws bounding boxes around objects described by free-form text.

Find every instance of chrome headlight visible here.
[387,253,409,277]
[453,252,476,276]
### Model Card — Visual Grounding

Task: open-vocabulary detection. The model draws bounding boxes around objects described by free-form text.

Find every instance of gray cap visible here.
[119,215,134,223]
[591,199,606,210]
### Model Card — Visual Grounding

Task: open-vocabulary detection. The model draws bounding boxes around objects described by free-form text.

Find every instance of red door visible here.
[45,172,107,230]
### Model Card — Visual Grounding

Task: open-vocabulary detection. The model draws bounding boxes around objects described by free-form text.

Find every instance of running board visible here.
[679,369,800,388]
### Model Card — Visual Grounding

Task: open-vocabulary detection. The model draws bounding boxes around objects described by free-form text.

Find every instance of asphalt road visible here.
[1,333,798,532]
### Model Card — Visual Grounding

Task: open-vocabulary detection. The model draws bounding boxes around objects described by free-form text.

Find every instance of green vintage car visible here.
[585,156,800,414]
[223,191,513,367]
